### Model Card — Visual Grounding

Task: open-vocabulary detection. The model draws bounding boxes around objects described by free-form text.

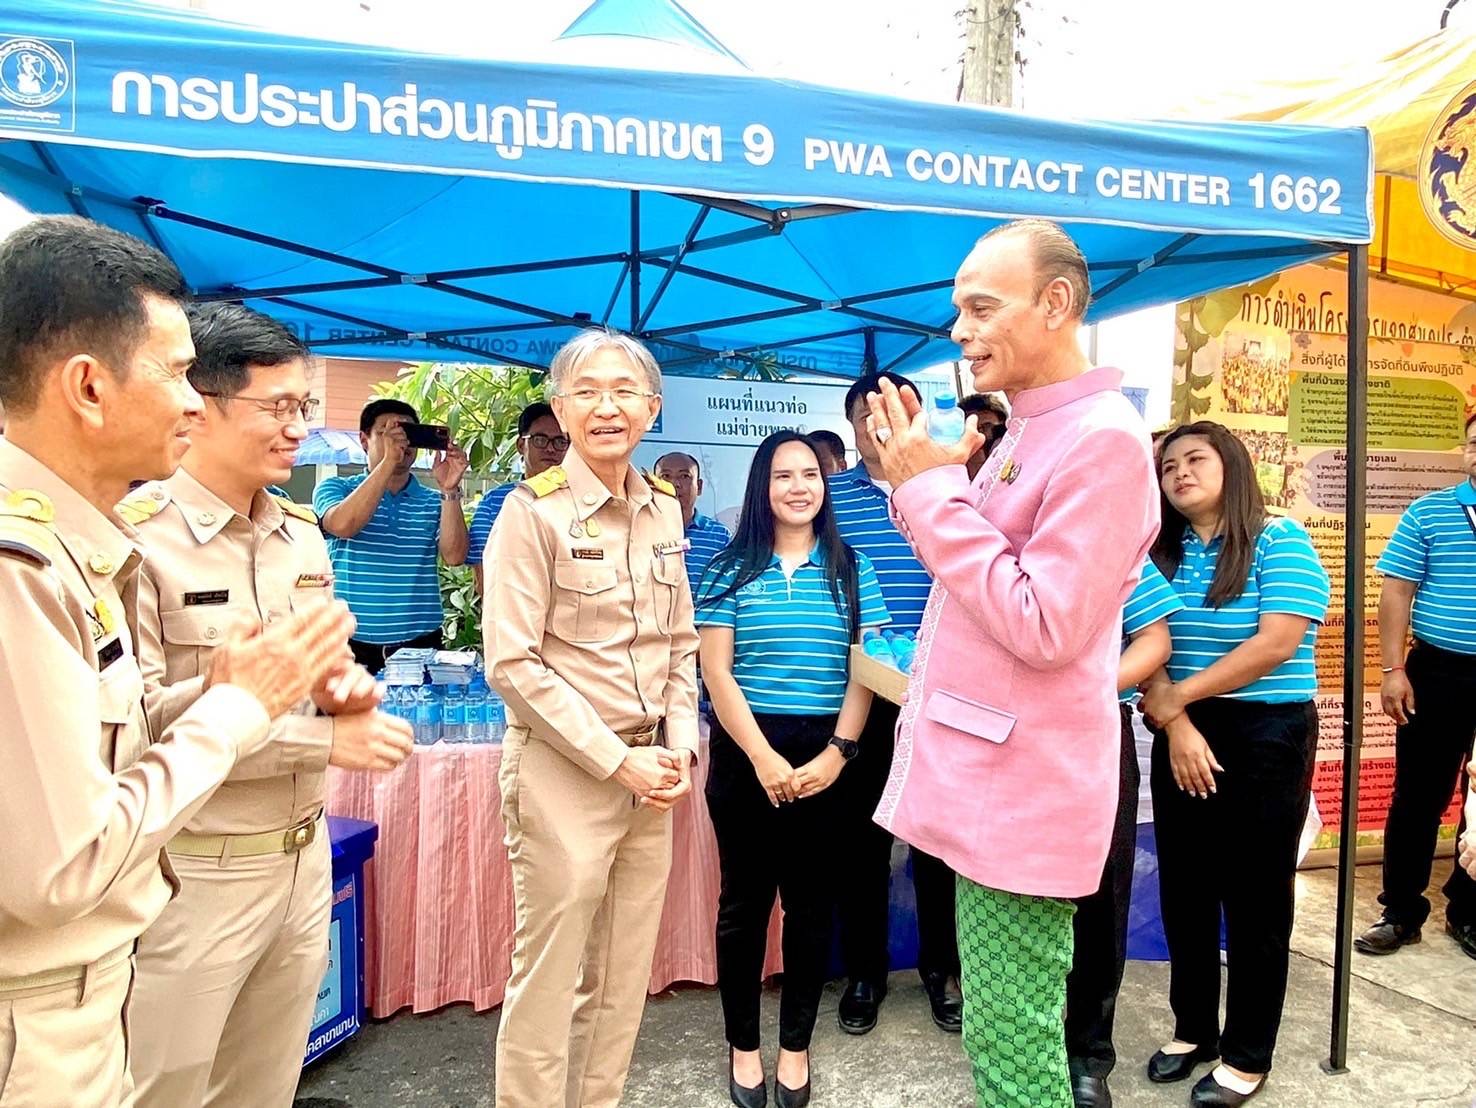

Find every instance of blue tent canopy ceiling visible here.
[0,0,1371,378]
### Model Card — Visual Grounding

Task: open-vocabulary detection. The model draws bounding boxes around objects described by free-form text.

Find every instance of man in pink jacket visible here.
[866,219,1158,1108]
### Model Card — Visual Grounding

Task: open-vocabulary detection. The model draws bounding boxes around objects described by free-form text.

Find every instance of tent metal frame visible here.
[5,129,1374,1075]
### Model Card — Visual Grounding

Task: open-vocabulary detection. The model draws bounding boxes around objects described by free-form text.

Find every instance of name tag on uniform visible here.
[295,573,333,588]
[184,589,229,606]
[654,539,690,560]
[571,547,604,561]
[97,636,124,669]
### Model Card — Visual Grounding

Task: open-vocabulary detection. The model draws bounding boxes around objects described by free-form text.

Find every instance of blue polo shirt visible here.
[1120,560,1186,703]
[1163,516,1330,703]
[466,482,516,567]
[313,473,445,645]
[695,547,889,715]
[684,512,731,599]
[1375,480,1476,655]
[828,463,931,633]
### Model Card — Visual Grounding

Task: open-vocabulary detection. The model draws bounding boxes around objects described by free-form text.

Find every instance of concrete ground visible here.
[297,863,1476,1107]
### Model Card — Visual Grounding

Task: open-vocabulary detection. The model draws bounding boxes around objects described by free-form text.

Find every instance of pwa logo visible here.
[0,38,69,109]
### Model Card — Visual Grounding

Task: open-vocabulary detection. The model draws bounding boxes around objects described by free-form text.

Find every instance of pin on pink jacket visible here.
[874,368,1159,899]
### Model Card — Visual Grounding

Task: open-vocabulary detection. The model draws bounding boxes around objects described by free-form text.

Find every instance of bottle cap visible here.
[934,392,958,409]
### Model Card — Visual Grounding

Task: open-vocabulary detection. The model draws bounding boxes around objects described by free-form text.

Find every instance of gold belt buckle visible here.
[282,817,316,855]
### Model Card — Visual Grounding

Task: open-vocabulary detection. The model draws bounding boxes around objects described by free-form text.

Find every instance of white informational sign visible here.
[634,376,856,533]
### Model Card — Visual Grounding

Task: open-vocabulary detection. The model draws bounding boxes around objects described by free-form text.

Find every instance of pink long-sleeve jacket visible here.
[874,367,1159,899]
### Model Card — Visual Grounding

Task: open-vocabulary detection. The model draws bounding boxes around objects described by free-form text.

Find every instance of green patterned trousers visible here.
[956,877,1077,1108]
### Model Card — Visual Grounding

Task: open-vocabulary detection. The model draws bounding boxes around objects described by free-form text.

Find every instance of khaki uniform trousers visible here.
[495,728,673,1108]
[0,948,135,1108]
[128,832,331,1108]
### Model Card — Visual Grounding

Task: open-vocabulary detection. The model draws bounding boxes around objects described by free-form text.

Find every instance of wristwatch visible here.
[828,736,859,762]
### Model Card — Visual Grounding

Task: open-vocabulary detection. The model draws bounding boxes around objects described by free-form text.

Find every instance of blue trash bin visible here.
[302,817,378,1067]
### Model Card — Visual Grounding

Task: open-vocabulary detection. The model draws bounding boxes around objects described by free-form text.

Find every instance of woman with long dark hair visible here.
[696,431,888,1108]
[1138,421,1330,1107]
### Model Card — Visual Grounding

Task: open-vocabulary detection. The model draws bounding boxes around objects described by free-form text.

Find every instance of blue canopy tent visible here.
[0,0,1374,1069]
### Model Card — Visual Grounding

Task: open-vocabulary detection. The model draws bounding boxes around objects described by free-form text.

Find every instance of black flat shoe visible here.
[837,980,885,1035]
[1069,1071,1112,1108]
[1446,919,1476,960]
[728,1047,766,1108]
[1190,1069,1265,1106]
[775,1074,811,1108]
[1146,1043,1218,1083]
[1354,916,1422,955]
[921,973,963,1033]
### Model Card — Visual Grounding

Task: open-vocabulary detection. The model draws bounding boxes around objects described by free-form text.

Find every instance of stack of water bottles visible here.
[380,648,506,745]
[861,628,918,675]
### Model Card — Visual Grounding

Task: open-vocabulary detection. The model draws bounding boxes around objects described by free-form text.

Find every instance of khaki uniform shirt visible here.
[485,448,700,779]
[0,439,269,979]
[129,469,336,836]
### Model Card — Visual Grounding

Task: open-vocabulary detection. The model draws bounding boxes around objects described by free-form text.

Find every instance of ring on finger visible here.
[874,426,893,444]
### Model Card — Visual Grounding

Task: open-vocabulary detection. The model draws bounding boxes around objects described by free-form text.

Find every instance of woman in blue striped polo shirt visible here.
[1138,421,1330,1108]
[696,431,888,1108]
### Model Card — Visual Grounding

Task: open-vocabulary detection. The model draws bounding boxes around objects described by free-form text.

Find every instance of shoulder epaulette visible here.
[116,483,170,526]
[0,489,58,566]
[523,466,568,498]
[273,495,319,525]
[644,471,676,497]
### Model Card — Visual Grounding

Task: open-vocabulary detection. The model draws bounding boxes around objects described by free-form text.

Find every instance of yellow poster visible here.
[1174,263,1476,849]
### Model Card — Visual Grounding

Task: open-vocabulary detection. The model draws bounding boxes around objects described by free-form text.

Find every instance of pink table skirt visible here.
[327,731,782,1018]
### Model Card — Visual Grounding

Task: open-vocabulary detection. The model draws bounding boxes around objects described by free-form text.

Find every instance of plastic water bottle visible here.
[928,392,965,445]
[442,683,466,744]
[862,628,895,664]
[413,682,439,745]
[486,690,507,744]
[464,676,488,743]
[892,635,917,675]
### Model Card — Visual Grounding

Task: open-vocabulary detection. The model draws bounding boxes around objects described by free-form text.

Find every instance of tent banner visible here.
[0,3,1371,241]
[1173,263,1476,851]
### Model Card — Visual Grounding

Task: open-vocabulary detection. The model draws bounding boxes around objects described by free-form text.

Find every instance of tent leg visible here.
[629,191,641,334]
[1323,242,1368,1077]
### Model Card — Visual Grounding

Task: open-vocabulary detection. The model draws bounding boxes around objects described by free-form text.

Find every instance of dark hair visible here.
[844,371,918,422]
[1151,421,1267,607]
[518,401,556,436]
[960,392,1009,421]
[1466,410,1475,435]
[655,450,701,481]
[360,397,419,434]
[186,302,309,400]
[700,431,860,636]
[806,429,846,465]
[0,216,188,412]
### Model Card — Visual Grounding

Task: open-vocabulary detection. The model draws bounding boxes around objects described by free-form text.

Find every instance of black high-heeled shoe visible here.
[728,1047,767,1108]
[774,1056,810,1108]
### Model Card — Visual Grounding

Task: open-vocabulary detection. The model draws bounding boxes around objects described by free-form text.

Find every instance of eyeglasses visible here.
[558,387,654,407]
[196,390,320,423]
[525,433,571,451]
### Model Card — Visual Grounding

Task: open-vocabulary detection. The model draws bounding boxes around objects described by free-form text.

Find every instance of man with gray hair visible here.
[485,328,700,1108]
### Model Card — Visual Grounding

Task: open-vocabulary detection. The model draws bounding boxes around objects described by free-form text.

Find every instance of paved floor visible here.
[296,863,1476,1107]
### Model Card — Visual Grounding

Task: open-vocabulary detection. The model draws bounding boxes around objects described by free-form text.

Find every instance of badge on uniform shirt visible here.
[572,547,604,560]
[654,539,691,560]
[295,573,333,588]
[97,636,124,669]
[184,589,230,606]
[1000,459,1022,484]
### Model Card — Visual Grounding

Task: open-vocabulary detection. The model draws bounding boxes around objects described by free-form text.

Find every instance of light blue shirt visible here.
[828,463,931,633]
[1120,560,1186,703]
[313,473,444,645]
[466,482,516,567]
[1164,517,1330,703]
[684,512,731,600]
[1375,480,1476,655]
[696,546,889,715]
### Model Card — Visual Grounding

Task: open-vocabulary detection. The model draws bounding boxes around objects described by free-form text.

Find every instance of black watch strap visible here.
[828,736,859,761]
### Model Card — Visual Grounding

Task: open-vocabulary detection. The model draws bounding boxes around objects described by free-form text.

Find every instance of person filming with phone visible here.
[315,398,470,670]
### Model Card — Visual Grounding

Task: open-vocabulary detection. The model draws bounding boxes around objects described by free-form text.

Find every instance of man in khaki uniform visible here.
[486,329,700,1108]
[0,217,356,1108]
[126,303,413,1107]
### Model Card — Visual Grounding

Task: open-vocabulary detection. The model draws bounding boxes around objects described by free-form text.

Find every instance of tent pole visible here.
[1324,242,1368,1076]
[630,192,641,334]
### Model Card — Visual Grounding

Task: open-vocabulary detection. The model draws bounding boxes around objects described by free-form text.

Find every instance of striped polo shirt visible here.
[313,473,445,645]
[1375,480,1476,655]
[1163,516,1330,703]
[828,463,932,633]
[466,481,516,567]
[1120,559,1186,703]
[684,512,731,600]
[695,546,889,715]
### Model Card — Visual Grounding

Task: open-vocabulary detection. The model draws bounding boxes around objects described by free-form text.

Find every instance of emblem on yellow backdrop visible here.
[1420,77,1476,248]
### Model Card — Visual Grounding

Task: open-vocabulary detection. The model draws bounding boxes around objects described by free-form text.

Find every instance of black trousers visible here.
[1066,702,1138,1077]
[1378,640,1476,929]
[834,699,961,985]
[708,712,841,1052]
[1151,697,1317,1074]
[348,629,443,673]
